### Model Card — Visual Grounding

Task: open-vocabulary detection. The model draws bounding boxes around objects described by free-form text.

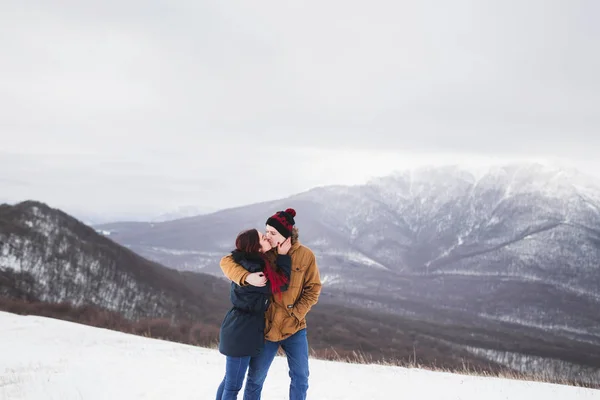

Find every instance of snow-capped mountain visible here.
[0,201,526,375]
[0,201,229,321]
[98,163,600,348]
[3,163,600,383]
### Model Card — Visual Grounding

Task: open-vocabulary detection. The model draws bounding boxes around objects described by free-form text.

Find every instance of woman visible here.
[216,228,292,400]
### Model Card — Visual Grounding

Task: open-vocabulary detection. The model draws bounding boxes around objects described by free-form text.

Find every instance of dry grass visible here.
[0,297,221,349]
[306,347,597,389]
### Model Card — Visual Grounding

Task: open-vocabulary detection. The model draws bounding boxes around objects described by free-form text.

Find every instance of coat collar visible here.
[289,240,301,255]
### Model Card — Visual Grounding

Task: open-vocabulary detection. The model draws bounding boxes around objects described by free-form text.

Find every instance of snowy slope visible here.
[1,312,599,400]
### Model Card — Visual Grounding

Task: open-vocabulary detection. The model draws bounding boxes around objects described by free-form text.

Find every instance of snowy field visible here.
[1,312,598,400]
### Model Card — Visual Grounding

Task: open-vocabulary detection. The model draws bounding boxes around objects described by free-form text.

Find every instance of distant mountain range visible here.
[62,205,217,225]
[0,199,520,373]
[95,162,600,381]
[2,162,600,384]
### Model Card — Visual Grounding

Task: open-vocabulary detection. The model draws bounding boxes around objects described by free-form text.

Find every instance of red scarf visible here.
[261,255,289,300]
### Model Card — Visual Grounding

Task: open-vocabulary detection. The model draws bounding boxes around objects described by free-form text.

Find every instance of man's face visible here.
[265,224,286,247]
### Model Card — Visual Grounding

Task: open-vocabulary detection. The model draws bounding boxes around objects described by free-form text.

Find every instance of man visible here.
[220,208,322,400]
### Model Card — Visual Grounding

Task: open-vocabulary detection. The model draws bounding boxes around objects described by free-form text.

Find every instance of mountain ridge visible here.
[0,200,230,322]
[3,162,600,383]
[93,162,600,352]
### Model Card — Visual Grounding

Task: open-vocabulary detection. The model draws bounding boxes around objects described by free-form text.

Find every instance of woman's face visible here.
[259,231,272,253]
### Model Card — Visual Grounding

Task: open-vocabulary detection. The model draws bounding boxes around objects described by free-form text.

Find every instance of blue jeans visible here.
[216,356,251,400]
[244,329,309,400]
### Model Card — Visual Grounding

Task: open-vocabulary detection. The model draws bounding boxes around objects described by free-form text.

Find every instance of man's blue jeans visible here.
[244,328,309,400]
[216,355,251,400]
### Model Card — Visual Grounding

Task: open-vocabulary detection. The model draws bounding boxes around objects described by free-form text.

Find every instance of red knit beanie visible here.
[266,208,296,238]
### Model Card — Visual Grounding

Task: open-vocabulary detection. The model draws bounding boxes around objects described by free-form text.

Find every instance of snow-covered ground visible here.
[1,312,598,400]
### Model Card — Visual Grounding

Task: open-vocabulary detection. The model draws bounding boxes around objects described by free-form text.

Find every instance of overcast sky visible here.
[1,1,599,221]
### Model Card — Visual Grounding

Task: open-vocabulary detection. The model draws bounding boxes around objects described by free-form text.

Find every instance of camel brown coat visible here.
[219,241,321,342]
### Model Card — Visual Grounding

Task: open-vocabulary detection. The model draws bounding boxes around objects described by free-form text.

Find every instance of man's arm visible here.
[291,253,322,321]
[220,254,291,289]
[220,254,250,286]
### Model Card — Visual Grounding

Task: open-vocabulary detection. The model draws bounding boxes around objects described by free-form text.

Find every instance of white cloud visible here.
[1,0,599,219]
